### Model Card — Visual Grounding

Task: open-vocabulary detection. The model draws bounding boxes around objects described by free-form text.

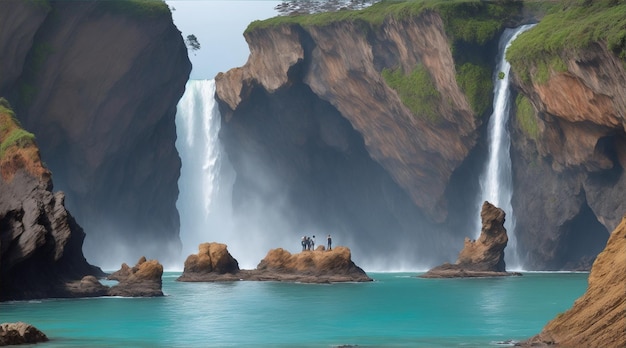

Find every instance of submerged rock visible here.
[177,243,372,283]
[421,201,521,278]
[518,215,626,347]
[107,257,164,297]
[0,322,48,346]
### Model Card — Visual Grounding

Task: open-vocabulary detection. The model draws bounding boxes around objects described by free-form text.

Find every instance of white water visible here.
[174,80,234,263]
[174,80,298,269]
[476,24,535,270]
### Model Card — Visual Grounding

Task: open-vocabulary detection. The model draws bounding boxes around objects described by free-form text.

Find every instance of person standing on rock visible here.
[301,236,307,251]
[311,235,315,250]
[327,234,332,250]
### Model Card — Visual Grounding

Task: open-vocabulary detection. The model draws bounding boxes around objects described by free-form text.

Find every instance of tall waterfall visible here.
[476,24,535,270]
[175,79,234,264]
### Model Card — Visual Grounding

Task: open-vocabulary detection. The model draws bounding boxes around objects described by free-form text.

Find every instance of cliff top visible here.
[0,98,48,182]
[247,0,529,45]
[508,0,626,82]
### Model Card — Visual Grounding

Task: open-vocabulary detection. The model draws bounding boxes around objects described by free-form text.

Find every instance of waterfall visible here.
[175,79,235,264]
[476,24,535,270]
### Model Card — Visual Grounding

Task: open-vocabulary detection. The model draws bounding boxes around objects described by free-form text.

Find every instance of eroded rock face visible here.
[0,0,191,266]
[421,201,519,278]
[0,102,103,301]
[510,42,623,269]
[0,322,48,346]
[520,215,626,347]
[108,256,164,297]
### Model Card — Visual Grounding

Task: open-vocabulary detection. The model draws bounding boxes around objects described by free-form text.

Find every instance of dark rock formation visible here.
[421,202,520,278]
[178,243,371,283]
[0,0,191,266]
[0,322,48,346]
[177,243,240,281]
[0,100,104,301]
[519,215,626,347]
[108,257,164,297]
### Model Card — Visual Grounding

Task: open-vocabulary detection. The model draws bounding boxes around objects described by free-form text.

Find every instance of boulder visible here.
[107,257,164,297]
[0,322,48,346]
[421,201,520,278]
[519,215,626,347]
[177,243,240,281]
[62,275,109,298]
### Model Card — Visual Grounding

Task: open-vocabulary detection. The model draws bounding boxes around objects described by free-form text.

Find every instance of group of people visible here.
[300,234,332,251]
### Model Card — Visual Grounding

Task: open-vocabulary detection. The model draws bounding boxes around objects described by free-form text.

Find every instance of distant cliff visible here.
[0,98,102,301]
[215,1,625,269]
[0,0,191,266]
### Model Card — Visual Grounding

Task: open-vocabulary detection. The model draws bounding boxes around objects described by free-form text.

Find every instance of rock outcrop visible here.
[0,322,48,346]
[108,257,164,297]
[177,243,240,281]
[0,99,104,301]
[0,0,191,266]
[519,215,626,347]
[178,243,372,283]
[421,201,520,278]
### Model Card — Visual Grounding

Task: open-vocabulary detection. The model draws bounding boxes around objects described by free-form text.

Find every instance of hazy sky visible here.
[167,1,281,80]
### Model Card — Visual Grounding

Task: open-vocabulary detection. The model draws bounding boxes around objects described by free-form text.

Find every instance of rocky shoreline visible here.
[177,243,372,284]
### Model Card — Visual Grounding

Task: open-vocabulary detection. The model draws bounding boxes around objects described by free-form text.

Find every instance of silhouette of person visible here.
[301,236,306,251]
[311,235,315,250]
[327,234,332,250]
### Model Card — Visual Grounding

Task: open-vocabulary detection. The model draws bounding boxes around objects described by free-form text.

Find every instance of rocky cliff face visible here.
[521,215,626,347]
[0,99,102,301]
[215,12,484,267]
[0,0,191,267]
[510,42,625,269]
[215,3,625,270]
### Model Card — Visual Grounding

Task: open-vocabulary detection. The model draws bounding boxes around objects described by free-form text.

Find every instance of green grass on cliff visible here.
[381,65,441,122]
[95,0,170,19]
[246,0,528,119]
[514,94,539,140]
[0,98,36,160]
[508,0,626,83]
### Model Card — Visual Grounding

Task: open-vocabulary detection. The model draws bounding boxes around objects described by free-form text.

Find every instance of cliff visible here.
[214,1,624,270]
[507,1,626,269]
[0,99,103,301]
[215,1,528,266]
[0,0,191,266]
[520,215,626,347]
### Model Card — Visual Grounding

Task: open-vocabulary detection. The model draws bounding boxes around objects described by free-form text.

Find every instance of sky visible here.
[166,0,282,80]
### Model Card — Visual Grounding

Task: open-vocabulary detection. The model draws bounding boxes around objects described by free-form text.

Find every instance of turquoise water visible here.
[0,272,588,347]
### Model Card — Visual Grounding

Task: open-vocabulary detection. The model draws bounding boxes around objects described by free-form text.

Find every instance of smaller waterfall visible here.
[476,24,535,270]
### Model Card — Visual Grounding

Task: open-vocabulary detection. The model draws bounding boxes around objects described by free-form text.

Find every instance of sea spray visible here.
[476,24,536,270]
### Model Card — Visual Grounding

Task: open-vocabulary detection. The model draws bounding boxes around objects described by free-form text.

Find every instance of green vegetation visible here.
[515,94,539,140]
[456,63,492,116]
[381,65,441,122]
[0,98,36,159]
[96,0,170,19]
[508,0,626,82]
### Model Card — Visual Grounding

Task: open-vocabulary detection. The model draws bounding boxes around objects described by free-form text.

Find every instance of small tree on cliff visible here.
[186,34,201,54]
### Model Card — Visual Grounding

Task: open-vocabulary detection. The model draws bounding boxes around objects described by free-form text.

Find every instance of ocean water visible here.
[0,272,588,347]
